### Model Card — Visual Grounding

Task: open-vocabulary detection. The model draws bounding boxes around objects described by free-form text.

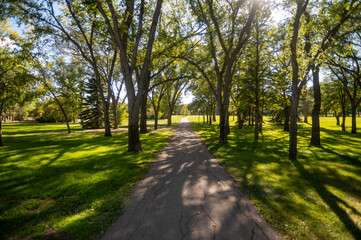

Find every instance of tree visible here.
[328,49,361,134]
[0,19,34,146]
[187,0,259,143]
[288,0,361,158]
[149,84,167,130]
[35,57,83,133]
[180,105,190,116]
[5,0,123,137]
[93,0,164,151]
[79,78,103,129]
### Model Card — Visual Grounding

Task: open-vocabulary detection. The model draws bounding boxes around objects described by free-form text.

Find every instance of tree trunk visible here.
[311,66,321,146]
[218,105,227,143]
[128,103,143,152]
[140,96,148,133]
[203,109,205,123]
[289,0,308,160]
[103,101,112,136]
[251,107,254,127]
[167,107,172,126]
[254,20,260,140]
[237,111,243,129]
[226,112,230,134]
[255,105,260,139]
[53,95,71,134]
[111,94,118,129]
[351,101,357,134]
[334,111,340,126]
[140,73,150,133]
[289,95,299,159]
[213,105,216,121]
[154,109,159,130]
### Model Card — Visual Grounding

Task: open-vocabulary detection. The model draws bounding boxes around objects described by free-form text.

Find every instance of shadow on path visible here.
[102,118,282,240]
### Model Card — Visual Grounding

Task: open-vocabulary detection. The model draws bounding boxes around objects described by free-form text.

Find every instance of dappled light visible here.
[0,122,174,239]
[102,119,281,240]
[191,116,361,239]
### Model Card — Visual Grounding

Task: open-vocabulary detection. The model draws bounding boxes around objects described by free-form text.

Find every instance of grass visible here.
[145,115,185,127]
[189,116,361,240]
[0,117,180,240]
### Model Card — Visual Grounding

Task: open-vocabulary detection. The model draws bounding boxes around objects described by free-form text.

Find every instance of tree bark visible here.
[334,111,340,126]
[289,0,308,160]
[341,94,346,131]
[213,104,216,121]
[102,100,112,136]
[95,0,163,150]
[140,72,150,133]
[303,89,308,123]
[311,65,321,146]
[237,112,243,129]
[254,19,260,140]
[154,109,159,130]
[140,96,148,133]
[351,101,357,134]
[167,107,172,126]
[128,102,143,152]
[112,97,119,129]
[218,103,227,143]
[111,94,118,129]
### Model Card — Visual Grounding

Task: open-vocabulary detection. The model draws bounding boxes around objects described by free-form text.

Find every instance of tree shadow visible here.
[290,156,361,239]
[0,129,172,239]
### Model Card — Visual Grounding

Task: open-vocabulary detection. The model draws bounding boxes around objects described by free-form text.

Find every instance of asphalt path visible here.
[102,118,282,240]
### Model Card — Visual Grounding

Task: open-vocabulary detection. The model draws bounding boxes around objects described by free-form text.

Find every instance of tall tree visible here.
[188,0,259,143]
[288,0,361,158]
[93,0,164,151]
[328,50,361,134]
[0,19,34,146]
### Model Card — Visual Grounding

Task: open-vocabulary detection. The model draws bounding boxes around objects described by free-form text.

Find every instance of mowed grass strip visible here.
[190,116,361,240]
[0,121,176,240]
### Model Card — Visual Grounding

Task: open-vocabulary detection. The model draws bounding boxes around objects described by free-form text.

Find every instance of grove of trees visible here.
[0,0,360,160]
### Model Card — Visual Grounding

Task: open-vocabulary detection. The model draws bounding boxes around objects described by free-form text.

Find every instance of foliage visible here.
[0,19,34,116]
[180,105,190,116]
[79,78,103,129]
[116,103,128,126]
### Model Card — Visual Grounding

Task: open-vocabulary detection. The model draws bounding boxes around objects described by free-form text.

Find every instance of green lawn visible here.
[190,116,361,240]
[146,115,185,127]
[0,119,178,239]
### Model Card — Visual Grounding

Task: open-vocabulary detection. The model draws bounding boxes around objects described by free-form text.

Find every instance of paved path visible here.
[103,118,282,240]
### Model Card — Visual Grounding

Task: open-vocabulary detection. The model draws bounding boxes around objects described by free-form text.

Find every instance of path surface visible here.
[103,118,282,240]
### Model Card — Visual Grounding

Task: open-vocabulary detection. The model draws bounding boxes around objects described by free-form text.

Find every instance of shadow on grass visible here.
[0,129,172,239]
[290,157,361,239]
[191,121,361,239]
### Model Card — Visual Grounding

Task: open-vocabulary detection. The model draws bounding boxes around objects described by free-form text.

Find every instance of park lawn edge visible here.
[189,116,361,240]
[0,122,178,240]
